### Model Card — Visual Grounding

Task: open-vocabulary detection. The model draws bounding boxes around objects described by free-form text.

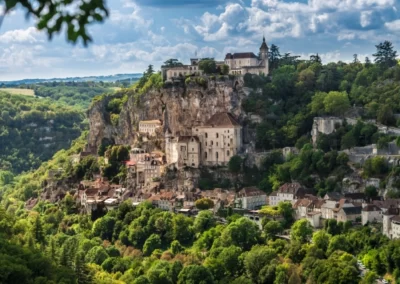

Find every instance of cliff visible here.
[87,78,249,152]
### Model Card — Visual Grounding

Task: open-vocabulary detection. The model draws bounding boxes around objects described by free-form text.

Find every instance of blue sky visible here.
[1,0,400,80]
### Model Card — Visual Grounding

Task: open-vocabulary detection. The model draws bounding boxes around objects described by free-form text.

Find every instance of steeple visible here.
[260,35,268,51]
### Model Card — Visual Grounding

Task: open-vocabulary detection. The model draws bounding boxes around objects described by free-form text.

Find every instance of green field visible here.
[1,88,35,96]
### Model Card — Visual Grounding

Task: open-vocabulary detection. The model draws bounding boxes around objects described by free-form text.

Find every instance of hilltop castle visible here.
[162,37,269,81]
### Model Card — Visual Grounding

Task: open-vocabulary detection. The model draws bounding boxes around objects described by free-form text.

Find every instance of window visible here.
[227,130,229,133]
[206,142,207,146]
[211,141,213,145]
[216,133,219,138]
[216,152,219,159]
[192,148,194,151]
[205,152,207,159]
[227,150,230,156]
[205,133,208,138]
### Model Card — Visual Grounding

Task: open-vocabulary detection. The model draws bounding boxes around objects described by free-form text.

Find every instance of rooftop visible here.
[225,52,258,60]
[278,182,302,194]
[237,187,267,197]
[204,112,241,128]
[139,120,162,125]
[178,136,200,143]
[342,206,362,215]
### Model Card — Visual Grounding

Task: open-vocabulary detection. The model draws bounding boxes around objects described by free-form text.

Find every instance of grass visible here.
[1,88,35,96]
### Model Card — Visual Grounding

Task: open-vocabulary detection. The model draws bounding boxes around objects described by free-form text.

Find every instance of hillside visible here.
[0,91,85,174]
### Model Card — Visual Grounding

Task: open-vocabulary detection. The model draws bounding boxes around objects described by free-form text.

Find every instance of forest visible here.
[0,92,85,175]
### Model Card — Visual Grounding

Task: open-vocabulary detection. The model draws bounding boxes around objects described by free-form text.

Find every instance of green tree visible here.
[178,265,214,284]
[85,246,108,265]
[310,92,326,115]
[92,216,116,241]
[373,41,398,69]
[221,64,229,75]
[377,104,396,125]
[290,219,313,243]
[244,245,277,282]
[269,44,282,70]
[341,131,357,150]
[0,170,14,185]
[75,252,92,284]
[312,230,331,252]
[3,0,108,45]
[143,234,162,256]
[199,59,217,74]
[163,59,183,67]
[170,240,183,255]
[228,155,243,174]
[195,198,214,210]
[31,215,46,245]
[263,220,283,239]
[193,210,216,234]
[221,217,261,250]
[323,91,350,116]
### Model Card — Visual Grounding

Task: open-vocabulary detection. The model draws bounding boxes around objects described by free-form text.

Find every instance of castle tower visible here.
[259,36,269,75]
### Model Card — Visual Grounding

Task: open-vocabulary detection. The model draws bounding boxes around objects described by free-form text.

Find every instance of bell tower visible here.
[259,35,269,75]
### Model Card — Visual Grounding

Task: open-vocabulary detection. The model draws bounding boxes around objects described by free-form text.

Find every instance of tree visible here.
[310,54,322,64]
[269,44,281,70]
[221,217,261,250]
[290,219,313,243]
[92,216,116,241]
[75,252,92,284]
[199,59,217,74]
[244,245,277,282]
[263,220,283,239]
[195,198,214,210]
[310,92,326,115]
[312,230,331,252]
[373,41,398,69]
[85,246,108,265]
[193,210,216,233]
[323,91,350,116]
[173,214,194,244]
[221,64,229,75]
[0,170,13,185]
[178,265,214,284]
[341,131,357,150]
[2,0,108,45]
[228,155,242,174]
[143,234,162,256]
[365,186,378,200]
[163,59,183,67]
[31,215,46,245]
[146,65,155,77]
[377,104,396,125]
[170,240,183,255]
[353,54,360,64]
[365,57,372,67]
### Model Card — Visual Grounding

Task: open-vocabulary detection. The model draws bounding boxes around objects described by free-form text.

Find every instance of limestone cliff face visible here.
[87,78,248,152]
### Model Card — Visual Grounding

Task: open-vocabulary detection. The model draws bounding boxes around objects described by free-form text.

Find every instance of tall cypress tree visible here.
[75,252,93,284]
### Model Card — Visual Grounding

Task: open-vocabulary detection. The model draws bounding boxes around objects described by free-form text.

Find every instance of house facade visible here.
[177,136,200,168]
[224,37,269,76]
[235,187,267,210]
[139,120,162,136]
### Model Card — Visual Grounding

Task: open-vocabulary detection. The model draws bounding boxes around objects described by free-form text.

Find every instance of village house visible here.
[224,37,269,76]
[138,120,162,136]
[362,204,382,225]
[269,182,304,206]
[235,187,267,210]
[383,208,400,239]
[337,206,362,223]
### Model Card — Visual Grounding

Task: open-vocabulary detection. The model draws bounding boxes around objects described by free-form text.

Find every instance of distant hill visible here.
[0,73,142,86]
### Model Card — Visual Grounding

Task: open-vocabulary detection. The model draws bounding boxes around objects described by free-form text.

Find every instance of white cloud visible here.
[360,11,372,27]
[385,19,400,31]
[0,27,42,44]
[110,3,152,29]
[338,32,356,40]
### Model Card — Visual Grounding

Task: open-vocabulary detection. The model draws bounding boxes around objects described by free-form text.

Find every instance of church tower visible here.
[259,36,269,75]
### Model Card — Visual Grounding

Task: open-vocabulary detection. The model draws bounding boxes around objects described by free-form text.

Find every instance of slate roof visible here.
[324,192,343,201]
[278,182,303,194]
[342,206,362,215]
[260,37,268,50]
[362,204,381,212]
[205,112,241,127]
[238,187,267,197]
[225,52,258,59]
[344,193,367,201]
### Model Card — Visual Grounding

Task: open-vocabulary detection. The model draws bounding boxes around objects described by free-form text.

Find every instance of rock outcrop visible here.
[87,78,248,152]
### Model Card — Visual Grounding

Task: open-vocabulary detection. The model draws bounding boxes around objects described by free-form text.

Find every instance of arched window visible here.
[216,133,219,138]
[205,133,208,138]
[227,150,230,156]
[216,152,219,159]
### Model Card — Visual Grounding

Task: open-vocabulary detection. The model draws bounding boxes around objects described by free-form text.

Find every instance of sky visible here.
[1,0,400,81]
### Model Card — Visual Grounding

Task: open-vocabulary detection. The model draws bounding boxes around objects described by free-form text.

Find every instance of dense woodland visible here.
[0,92,85,174]
[1,41,400,283]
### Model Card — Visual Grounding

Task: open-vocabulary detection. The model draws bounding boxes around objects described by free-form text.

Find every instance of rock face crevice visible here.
[87,79,248,152]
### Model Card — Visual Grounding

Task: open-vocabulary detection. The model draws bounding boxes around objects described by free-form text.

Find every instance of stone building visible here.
[224,37,269,76]
[193,112,242,166]
[311,117,343,145]
[162,58,203,81]
[177,136,200,168]
[139,120,162,136]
